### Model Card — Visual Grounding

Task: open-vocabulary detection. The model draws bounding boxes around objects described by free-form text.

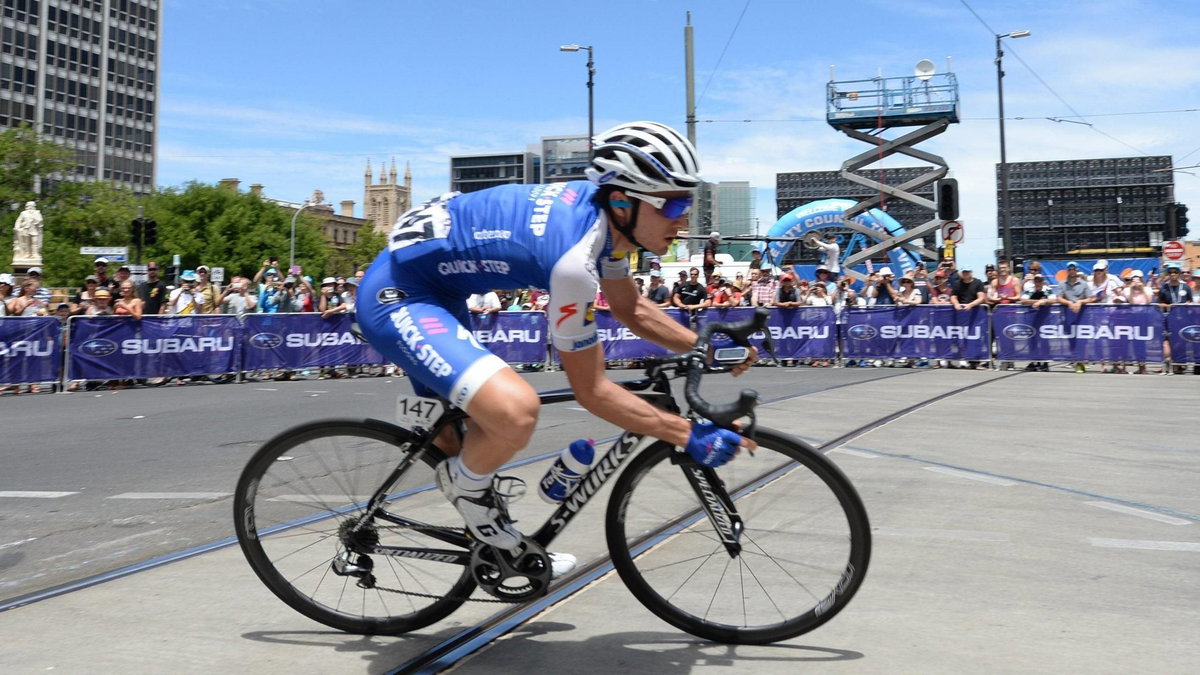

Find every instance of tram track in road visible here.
[0,369,917,614]
[389,370,1025,674]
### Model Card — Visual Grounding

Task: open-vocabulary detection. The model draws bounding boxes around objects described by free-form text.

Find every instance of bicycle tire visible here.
[233,418,475,635]
[605,427,871,644]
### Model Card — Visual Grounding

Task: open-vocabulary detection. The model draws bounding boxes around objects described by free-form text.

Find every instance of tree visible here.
[142,182,328,280]
[40,181,141,286]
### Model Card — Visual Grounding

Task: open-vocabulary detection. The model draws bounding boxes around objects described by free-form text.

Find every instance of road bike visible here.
[233,309,871,644]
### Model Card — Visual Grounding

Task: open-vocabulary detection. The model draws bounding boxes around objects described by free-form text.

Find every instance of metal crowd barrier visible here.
[2,306,1198,389]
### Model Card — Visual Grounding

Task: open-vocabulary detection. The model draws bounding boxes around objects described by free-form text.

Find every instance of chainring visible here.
[469,537,551,602]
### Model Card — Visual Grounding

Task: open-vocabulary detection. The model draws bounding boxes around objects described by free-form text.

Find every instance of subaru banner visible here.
[69,315,241,379]
[841,307,989,360]
[994,305,1164,362]
[242,314,386,370]
[0,317,62,384]
[1165,305,1200,364]
[699,307,837,359]
[470,311,548,364]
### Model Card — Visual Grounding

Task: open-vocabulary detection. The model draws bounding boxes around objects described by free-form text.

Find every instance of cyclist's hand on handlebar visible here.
[686,422,755,467]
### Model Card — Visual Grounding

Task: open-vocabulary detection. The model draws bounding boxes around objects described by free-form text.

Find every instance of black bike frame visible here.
[360,364,743,564]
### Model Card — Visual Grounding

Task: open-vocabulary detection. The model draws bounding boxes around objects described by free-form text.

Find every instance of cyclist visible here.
[357,121,756,557]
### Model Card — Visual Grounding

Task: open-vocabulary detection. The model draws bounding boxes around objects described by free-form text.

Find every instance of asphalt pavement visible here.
[0,367,1196,673]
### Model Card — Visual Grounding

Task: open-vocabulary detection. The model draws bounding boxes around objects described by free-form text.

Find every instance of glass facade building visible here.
[449,152,540,193]
[1,0,159,193]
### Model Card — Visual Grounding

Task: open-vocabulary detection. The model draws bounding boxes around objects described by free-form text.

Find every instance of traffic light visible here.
[131,217,143,242]
[1177,204,1189,239]
[143,218,157,245]
[936,178,959,221]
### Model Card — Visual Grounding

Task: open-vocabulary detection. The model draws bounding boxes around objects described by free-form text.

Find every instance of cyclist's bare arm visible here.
[601,276,696,353]
[558,344,754,454]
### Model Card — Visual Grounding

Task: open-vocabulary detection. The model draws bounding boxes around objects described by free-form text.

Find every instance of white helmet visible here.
[586,121,703,193]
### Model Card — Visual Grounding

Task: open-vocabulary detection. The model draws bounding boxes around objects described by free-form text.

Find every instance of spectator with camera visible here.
[865,268,899,306]
[167,270,205,315]
[219,276,258,317]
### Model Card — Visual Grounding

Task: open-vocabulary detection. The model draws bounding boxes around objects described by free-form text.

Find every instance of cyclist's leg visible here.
[357,283,535,549]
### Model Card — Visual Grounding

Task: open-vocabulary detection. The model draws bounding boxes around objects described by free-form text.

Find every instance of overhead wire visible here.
[957,0,1158,157]
[696,0,752,109]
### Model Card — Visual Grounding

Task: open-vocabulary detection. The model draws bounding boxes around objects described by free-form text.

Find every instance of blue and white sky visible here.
[159,0,1200,271]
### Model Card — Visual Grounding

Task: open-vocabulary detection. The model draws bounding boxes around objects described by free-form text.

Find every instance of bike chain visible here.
[361,522,517,604]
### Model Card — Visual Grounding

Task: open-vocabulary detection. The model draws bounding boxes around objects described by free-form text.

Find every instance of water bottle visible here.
[538,439,595,504]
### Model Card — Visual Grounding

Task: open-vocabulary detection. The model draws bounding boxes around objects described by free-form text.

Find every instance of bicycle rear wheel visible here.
[606,428,871,644]
[233,419,474,635]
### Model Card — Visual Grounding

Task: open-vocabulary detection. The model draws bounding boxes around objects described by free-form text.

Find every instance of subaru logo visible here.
[79,339,118,357]
[847,325,877,340]
[1179,325,1200,343]
[1003,324,1036,340]
[250,333,283,349]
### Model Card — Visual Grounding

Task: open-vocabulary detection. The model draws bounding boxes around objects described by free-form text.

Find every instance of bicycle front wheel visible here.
[233,419,474,635]
[606,428,871,644]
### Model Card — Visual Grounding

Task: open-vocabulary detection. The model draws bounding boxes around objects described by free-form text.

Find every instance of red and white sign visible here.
[1163,240,1185,261]
[940,220,965,244]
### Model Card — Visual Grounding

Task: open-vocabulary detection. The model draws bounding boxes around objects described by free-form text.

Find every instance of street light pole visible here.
[560,44,595,158]
[996,29,1030,265]
[289,200,313,274]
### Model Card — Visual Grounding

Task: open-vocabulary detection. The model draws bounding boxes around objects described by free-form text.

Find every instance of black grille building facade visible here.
[1000,156,1174,259]
[776,167,935,265]
[1,0,160,193]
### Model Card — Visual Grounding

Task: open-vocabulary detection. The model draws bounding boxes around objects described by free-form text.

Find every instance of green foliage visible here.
[1,127,384,284]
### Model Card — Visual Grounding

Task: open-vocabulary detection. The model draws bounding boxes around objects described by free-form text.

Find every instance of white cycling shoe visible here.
[436,461,579,579]
[436,460,523,551]
[549,552,577,579]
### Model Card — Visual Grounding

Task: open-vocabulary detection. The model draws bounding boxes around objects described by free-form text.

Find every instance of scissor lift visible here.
[826,71,960,275]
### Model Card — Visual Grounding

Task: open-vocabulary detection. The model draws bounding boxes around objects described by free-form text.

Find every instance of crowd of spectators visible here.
[5,253,1200,395]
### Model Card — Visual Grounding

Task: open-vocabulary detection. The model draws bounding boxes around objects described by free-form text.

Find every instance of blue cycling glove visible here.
[686,422,741,467]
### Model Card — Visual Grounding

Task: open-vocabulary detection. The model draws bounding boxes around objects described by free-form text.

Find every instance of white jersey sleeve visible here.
[546,219,630,352]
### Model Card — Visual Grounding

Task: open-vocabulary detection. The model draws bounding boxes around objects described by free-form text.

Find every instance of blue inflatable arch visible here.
[762,199,919,276]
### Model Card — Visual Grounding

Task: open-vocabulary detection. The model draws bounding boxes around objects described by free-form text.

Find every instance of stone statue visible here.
[13,201,44,262]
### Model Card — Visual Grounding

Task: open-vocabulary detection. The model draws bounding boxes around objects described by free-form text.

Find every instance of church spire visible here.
[389,157,397,185]
[364,159,372,187]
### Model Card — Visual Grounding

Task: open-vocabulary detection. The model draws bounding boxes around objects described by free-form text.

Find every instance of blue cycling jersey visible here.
[357,180,632,411]
[382,180,630,351]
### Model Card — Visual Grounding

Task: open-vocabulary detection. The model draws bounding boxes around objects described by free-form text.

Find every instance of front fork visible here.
[672,454,744,557]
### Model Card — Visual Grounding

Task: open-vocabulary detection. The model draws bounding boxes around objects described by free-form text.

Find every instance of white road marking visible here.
[924,467,1016,486]
[304,390,329,394]
[353,392,378,396]
[108,492,230,500]
[0,491,79,498]
[831,447,877,459]
[1089,538,1200,552]
[255,388,278,391]
[566,407,588,412]
[1084,501,1192,526]
[40,528,172,562]
[0,537,37,551]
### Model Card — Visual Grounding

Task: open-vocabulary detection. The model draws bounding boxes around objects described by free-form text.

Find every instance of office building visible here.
[541,134,588,183]
[1000,155,1175,259]
[450,151,540,193]
[1,0,161,193]
[709,181,755,261]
